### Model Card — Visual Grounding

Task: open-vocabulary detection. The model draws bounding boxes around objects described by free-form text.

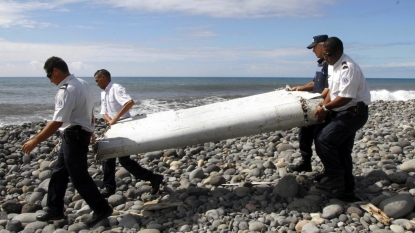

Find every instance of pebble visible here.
[2,100,415,232]
[379,192,415,218]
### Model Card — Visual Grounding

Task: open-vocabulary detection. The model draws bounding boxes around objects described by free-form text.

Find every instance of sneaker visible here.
[36,212,65,222]
[86,206,113,227]
[315,175,345,193]
[100,186,115,198]
[150,174,164,194]
[288,159,312,172]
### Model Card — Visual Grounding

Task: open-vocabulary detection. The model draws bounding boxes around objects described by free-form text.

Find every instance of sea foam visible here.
[370,90,415,101]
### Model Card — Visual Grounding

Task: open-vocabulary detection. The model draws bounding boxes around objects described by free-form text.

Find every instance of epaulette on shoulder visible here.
[341,61,349,69]
[60,84,68,90]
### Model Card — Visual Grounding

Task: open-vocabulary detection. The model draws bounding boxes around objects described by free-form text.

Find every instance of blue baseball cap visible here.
[307,35,328,49]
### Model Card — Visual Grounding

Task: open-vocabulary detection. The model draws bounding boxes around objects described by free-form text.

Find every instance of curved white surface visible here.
[95,90,323,159]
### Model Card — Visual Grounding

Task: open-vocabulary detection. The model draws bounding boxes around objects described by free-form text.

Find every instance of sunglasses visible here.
[323,50,338,57]
[46,69,53,79]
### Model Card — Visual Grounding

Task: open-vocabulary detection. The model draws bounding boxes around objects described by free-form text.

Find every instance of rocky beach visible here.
[1,99,415,233]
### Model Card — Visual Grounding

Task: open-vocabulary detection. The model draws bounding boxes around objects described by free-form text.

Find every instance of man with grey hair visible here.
[94,69,164,197]
[289,35,329,174]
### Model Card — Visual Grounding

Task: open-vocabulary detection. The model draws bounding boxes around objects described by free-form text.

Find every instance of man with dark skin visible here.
[313,37,371,201]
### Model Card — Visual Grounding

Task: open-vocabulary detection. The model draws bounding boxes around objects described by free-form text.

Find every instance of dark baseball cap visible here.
[307,35,328,49]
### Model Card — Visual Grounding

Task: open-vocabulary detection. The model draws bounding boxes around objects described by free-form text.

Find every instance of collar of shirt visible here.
[57,74,74,88]
[317,58,327,67]
[332,53,346,70]
[104,81,114,92]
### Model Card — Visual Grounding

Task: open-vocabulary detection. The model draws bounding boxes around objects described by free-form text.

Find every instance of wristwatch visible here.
[322,105,329,112]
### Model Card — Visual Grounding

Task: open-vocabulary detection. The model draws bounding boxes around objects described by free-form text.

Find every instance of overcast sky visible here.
[0,0,414,78]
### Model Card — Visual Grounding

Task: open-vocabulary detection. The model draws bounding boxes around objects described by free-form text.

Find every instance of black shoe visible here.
[314,172,328,182]
[150,174,164,194]
[338,191,358,202]
[288,159,312,172]
[86,207,113,227]
[36,212,65,222]
[326,190,358,202]
[100,186,115,198]
[315,175,345,193]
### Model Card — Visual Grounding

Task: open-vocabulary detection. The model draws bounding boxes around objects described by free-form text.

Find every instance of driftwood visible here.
[222,181,277,186]
[359,203,391,226]
[142,199,183,211]
[112,210,142,217]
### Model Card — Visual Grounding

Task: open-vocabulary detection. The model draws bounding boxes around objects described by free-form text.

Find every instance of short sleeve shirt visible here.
[312,58,328,94]
[52,75,95,132]
[100,82,132,119]
[328,54,371,111]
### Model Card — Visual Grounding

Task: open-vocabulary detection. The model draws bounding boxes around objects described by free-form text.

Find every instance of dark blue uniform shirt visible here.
[312,58,328,94]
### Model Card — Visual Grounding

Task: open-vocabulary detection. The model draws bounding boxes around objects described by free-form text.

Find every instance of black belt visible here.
[65,125,86,132]
[332,104,368,115]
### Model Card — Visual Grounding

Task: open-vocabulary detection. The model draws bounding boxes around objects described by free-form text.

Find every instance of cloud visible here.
[0,39,306,63]
[104,0,335,18]
[0,39,312,76]
[361,61,415,68]
[0,1,54,28]
[29,60,43,70]
[0,0,335,29]
[70,61,91,70]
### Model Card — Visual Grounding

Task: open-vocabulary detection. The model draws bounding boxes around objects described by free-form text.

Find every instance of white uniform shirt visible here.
[52,74,95,132]
[328,53,371,111]
[100,82,132,119]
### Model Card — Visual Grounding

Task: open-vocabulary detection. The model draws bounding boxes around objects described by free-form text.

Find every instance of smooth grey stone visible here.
[119,214,140,229]
[6,220,22,232]
[107,194,125,207]
[146,222,162,230]
[189,168,205,181]
[388,172,408,184]
[144,151,164,160]
[249,221,266,231]
[390,146,403,154]
[321,204,344,219]
[40,224,56,232]
[24,221,47,230]
[277,144,294,152]
[400,160,415,172]
[11,213,37,224]
[301,222,320,233]
[137,230,161,233]
[178,224,190,231]
[28,192,44,204]
[67,222,88,232]
[206,209,219,221]
[234,187,251,197]
[75,205,91,216]
[249,168,261,177]
[115,167,131,179]
[209,175,226,186]
[379,193,415,218]
[286,199,320,213]
[273,174,298,198]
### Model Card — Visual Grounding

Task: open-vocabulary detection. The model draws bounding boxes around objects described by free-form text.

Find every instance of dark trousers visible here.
[102,156,152,190]
[314,109,368,191]
[298,125,316,160]
[47,128,110,214]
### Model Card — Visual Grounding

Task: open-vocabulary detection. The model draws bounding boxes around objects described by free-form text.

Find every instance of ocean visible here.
[1,77,415,127]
